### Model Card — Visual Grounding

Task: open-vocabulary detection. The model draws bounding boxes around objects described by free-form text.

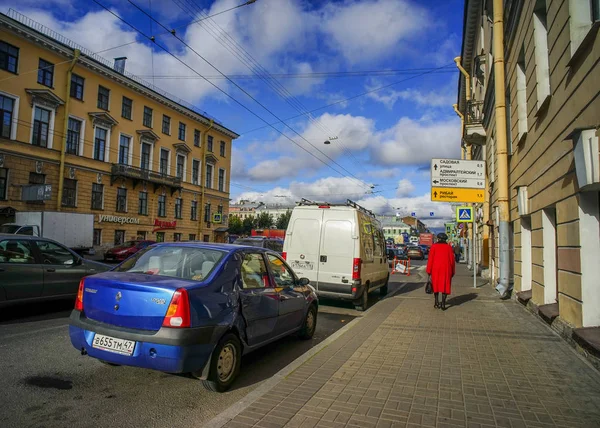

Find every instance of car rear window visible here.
[115,246,225,281]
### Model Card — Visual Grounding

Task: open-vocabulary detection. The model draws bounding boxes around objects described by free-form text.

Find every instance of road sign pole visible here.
[474,216,477,288]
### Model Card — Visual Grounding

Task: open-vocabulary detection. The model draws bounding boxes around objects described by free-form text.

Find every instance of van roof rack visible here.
[297,198,376,218]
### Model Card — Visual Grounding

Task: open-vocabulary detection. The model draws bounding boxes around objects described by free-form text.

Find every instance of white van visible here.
[283,200,389,311]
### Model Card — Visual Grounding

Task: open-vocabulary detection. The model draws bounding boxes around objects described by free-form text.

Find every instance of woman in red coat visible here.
[426,233,456,310]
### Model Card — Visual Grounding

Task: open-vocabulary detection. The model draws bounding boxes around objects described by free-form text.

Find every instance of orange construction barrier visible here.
[391,257,410,276]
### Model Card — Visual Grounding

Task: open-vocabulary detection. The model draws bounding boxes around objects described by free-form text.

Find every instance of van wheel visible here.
[380,276,389,296]
[354,289,368,311]
[201,333,241,392]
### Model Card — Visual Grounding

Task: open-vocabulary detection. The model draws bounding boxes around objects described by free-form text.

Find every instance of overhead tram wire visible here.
[118,0,374,193]
[175,0,366,174]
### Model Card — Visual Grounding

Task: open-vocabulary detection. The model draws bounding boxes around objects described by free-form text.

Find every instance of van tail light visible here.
[162,288,191,328]
[75,279,85,311]
[352,258,361,280]
[318,205,330,208]
[282,252,287,260]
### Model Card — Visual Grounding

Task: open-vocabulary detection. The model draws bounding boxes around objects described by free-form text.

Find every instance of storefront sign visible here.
[98,215,140,225]
[152,219,176,232]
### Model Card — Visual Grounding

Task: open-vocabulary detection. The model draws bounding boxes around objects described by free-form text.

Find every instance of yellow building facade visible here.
[0,12,238,249]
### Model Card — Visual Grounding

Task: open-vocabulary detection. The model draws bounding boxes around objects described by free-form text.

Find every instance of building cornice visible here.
[457,0,483,113]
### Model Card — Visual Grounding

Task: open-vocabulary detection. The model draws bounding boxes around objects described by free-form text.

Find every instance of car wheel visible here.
[298,304,317,340]
[354,288,369,311]
[201,333,241,393]
[380,276,389,296]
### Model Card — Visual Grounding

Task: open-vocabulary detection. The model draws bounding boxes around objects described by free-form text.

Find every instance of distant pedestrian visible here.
[453,242,461,263]
[426,233,455,310]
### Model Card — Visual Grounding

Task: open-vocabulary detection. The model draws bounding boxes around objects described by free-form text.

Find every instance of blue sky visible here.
[0,0,464,227]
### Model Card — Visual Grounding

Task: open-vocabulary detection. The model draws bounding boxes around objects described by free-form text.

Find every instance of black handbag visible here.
[425,278,433,294]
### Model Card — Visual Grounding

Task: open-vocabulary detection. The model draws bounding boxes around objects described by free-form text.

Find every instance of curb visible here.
[202,310,365,428]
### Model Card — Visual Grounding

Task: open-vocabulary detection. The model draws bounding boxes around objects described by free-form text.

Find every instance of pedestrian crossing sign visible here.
[456,206,473,223]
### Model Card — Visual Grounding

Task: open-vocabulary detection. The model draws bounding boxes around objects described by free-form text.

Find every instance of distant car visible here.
[233,237,284,253]
[406,246,425,260]
[69,243,317,392]
[0,234,110,307]
[418,245,430,256]
[104,240,156,262]
[387,248,408,268]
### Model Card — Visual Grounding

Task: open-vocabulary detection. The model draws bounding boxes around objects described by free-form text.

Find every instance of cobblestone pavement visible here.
[222,265,600,428]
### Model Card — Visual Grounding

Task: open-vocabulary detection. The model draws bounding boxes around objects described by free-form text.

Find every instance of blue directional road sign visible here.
[411,212,416,217]
[456,206,473,223]
[429,212,434,217]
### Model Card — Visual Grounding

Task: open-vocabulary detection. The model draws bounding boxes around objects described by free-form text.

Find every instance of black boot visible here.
[434,292,440,309]
[441,293,447,311]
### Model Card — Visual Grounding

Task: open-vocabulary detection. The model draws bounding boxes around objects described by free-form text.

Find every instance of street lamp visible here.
[323,136,338,145]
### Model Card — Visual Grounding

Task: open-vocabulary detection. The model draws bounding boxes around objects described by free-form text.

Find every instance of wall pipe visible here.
[57,49,81,211]
[198,119,214,240]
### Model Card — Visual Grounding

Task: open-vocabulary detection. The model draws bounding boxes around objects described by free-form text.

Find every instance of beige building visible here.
[0,12,238,249]
[457,0,600,340]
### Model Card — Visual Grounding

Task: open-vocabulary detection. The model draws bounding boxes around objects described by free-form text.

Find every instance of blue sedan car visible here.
[69,243,318,392]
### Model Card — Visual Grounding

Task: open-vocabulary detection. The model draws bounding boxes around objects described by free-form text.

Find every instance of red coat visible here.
[426,242,455,294]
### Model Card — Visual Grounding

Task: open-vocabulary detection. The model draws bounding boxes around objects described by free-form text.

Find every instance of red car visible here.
[103,240,155,262]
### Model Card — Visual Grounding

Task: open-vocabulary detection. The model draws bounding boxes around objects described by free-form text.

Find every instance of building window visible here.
[93,229,102,246]
[203,234,209,242]
[29,172,45,185]
[32,106,51,148]
[0,41,19,73]
[569,0,600,56]
[194,129,200,147]
[122,96,132,120]
[160,149,169,175]
[114,230,125,246]
[205,163,213,188]
[207,135,213,152]
[220,141,226,157]
[116,188,127,212]
[158,194,166,217]
[97,86,110,110]
[138,191,148,215]
[176,154,185,179]
[156,232,165,243]
[91,183,103,210]
[70,74,84,100]
[137,230,147,240]
[62,178,77,207]
[143,106,153,127]
[162,115,171,135]
[1,95,15,139]
[0,168,7,200]
[189,234,196,241]
[191,200,198,220]
[204,202,211,222]
[175,198,182,219]
[516,47,528,142]
[141,142,152,170]
[66,118,82,155]
[174,233,182,242]
[37,58,54,87]
[119,134,131,165]
[218,204,223,215]
[93,127,107,161]
[192,159,200,185]
[178,122,186,141]
[533,0,550,109]
[218,168,225,192]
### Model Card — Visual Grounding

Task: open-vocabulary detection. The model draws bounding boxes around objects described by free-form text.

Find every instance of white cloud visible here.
[366,77,457,109]
[362,168,400,179]
[395,179,415,197]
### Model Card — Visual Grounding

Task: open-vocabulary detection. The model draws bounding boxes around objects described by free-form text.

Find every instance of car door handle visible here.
[279,294,290,301]
[46,268,56,273]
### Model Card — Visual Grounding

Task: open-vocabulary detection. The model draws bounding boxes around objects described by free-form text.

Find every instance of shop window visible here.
[0,41,19,73]
[62,178,77,207]
[137,230,147,240]
[93,229,102,246]
[37,58,54,87]
[174,233,182,242]
[91,183,104,210]
[27,172,45,205]
[114,230,125,246]
[121,96,132,120]
[156,232,165,243]
[116,188,127,213]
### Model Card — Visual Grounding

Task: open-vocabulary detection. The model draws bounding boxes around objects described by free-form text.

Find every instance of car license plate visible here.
[92,334,135,356]
[291,261,314,270]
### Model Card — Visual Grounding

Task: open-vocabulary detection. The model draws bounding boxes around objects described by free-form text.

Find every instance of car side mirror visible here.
[298,277,310,286]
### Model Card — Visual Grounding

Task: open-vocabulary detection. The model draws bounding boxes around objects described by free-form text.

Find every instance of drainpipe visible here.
[493,0,511,297]
[198,120,214,241]
[452,104,465,160]
[57,49,81,212]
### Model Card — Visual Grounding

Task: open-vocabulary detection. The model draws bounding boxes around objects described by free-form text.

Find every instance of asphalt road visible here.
[0,265,425,428]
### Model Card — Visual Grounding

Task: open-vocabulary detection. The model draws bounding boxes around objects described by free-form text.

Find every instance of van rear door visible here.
[285,208,323,285]
[317,210,355,295]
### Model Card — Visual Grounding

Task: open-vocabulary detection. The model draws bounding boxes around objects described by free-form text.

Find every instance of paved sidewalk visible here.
[217,265,600,428]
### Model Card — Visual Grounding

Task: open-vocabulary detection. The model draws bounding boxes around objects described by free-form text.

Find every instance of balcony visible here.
[111,164,182,195]
[464,100,486,145]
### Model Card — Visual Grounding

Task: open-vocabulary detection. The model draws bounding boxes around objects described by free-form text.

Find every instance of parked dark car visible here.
[104,240,156,262]
[406,246,425,260]
[69,243,318,392]
[233,237,284,253]
[0,234,110,307]
[387,248,408,268]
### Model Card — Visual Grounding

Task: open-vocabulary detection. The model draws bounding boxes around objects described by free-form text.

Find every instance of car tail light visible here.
[75,279,85,311]
[352,258,361,280]
[318,205,330,208]
[282,252,287,260]
[162,288,191,328]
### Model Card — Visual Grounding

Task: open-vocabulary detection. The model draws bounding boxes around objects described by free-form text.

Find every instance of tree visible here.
[242,217,256,235]
[228,215,243,235]
[256,212,274,229]
[276,209,292,230]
